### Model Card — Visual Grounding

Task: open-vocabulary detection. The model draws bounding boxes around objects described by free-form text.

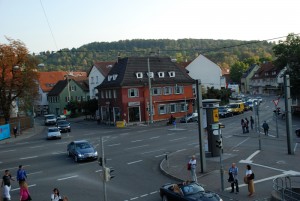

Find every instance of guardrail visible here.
[272,175,300,201]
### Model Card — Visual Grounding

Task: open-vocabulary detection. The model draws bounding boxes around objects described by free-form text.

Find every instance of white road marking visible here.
[11,184,36,191]
[155,154,166,158]
[95,169,103,173]
[127,160,143,165]
[239,150,260,163]
[176,148,187,153]
[140,194,148,197]
[130,197,139,200]
[0,149,16,153]
[120,132,129,136]
[20,156,38,160]
[137,130,148,133]
[27,171,43,176]
[107,143,121,147]
[149,136,160,139]
[169,137,187,142]
[167,132,176,135]
[52,151,65,155]
[125,144,149,150]
[57,175,78,181]
[231,138,249,150]
[141,148,165,154]
[29,145,44,148]
[131,139,143,143]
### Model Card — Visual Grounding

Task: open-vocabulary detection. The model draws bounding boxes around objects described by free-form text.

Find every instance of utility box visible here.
[203,99,221,157]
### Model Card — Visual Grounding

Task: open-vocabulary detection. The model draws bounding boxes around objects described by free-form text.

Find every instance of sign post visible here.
[273,98,280,138]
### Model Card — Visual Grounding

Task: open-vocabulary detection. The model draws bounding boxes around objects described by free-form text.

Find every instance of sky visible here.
[1,0,299,53]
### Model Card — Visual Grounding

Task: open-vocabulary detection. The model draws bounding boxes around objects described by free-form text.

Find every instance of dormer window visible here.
[108,75,113,81]
[158,72,165,78]
[136,72,143,79]
[147,72,154,78]
[113,74,118,80]
[168,71,175,77]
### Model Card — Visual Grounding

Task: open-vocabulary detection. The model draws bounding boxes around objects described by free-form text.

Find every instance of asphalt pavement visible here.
[1,116,299,201]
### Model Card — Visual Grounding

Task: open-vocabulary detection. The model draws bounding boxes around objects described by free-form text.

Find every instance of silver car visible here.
[67,140,98,163]
[47,127,61,140]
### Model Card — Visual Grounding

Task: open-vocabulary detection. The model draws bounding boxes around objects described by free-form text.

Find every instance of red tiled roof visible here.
[38,71,87,92]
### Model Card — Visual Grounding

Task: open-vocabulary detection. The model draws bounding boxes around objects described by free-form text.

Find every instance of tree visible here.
[0,38,39,123]
[272,33,300,98]
[229,61,248,84]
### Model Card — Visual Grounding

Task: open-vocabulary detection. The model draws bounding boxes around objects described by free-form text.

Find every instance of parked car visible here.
[218,107,233,118]
[47,127,61,140]
[44,114,57,126]
[67,140,98,162]
[180,113,198,123]
[227,103,244,114]
[159,182,223,201]
[57,115,67,121]
[296,128,300,137]
[56,120,71,133]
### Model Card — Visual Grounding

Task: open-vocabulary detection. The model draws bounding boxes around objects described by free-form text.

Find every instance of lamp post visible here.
[147,58,153,124]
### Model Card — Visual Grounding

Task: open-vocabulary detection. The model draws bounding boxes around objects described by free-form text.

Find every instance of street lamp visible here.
[147,58,153,124]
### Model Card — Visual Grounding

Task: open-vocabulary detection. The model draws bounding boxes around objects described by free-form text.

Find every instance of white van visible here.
[44,114,57,126]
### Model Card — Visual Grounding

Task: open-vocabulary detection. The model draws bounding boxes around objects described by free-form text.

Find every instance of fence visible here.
[273,175,300,201]
[0,116,33,135]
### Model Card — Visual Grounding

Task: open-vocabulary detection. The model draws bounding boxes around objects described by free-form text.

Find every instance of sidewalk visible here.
[159,133,300,201]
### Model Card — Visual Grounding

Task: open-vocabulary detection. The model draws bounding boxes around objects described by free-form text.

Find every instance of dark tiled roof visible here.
[252,62,278,80]
[48,79,68,96]
[87,61,116,77]
[98,57,195,89]
[242,64,257,78]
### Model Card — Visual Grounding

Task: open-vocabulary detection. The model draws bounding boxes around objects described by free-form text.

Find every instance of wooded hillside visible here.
[34,39,275,72]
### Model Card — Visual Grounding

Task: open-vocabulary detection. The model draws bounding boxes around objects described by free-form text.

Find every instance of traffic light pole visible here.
[218,127,224,192]
[101,137,107,201]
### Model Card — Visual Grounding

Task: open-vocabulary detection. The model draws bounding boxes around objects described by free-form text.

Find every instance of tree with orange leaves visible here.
[0,38,39,123]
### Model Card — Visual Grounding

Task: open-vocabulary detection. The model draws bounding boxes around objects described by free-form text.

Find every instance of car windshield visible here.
[228,104,238,108]
[49,128,59,132]
[57,121,68,125]
[181,184,205,195]
[219,109,226,112]
[76,143,91,149]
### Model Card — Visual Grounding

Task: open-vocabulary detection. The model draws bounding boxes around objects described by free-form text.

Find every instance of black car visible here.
[56,120,71,133]
[160,182,223,201]
[296,128,300,137]
[67,140,98,162]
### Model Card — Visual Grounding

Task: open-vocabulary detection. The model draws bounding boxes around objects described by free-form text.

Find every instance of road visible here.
[0,95,299,201]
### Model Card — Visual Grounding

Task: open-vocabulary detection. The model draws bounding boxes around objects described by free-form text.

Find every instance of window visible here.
[113,90,117,98]
[105,90,108,98]
[164,86,172,95]
[174,85,184,94]
[101,91,104,99]
[180,103,186,112]
[70,86,76,91]
[90,77,94,84]
[168,71,175,77]
[136,72,143,78]
[169,104,176,113]
[108,90,112,99]
[96,76,99,83]
[158,72,165,78]
[158,104,167,114]
[152,87,162,95]
[147,72,154,78]
[128,88,139,98]
[77,96,81,101]
[108,75,113,81]
[113,74,118,80]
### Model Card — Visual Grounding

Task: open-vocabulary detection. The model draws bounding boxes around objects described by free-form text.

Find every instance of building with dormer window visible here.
[96,56,195,124]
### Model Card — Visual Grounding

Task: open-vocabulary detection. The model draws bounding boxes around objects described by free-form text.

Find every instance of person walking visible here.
[245,118,249,133]
[250,116,254,130]
[244,164,255,197]
[13,126,18,138]
[228,163,239,194]
[262,121,269,136]
[241,119,246,133]
[20,181,31,201]
[17,165,27,185]
[51,188,62,201]
[188,155,197,183]
[1,170,15,201]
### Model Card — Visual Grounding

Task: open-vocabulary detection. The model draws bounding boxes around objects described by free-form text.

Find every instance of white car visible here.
[57,115,67,121]
[47,127,61,140]
[255,97,263,103]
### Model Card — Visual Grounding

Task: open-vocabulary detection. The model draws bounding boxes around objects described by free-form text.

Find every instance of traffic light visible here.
[104,167,115,181]
[216,139,222,149]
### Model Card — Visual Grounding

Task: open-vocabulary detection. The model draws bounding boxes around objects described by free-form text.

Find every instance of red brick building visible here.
[96,56,195,124]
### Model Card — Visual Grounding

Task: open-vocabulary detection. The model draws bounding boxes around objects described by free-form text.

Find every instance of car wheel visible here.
[69,129,71,132]
[162,195,168,201]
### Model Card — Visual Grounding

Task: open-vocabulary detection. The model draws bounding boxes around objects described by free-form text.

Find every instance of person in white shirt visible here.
[188,155,197,183]
[51,188,62,201]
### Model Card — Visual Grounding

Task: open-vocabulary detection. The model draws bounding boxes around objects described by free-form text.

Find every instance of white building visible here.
[185,54,223,91]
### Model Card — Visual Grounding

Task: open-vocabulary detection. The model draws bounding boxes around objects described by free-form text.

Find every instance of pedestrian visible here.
[228,163,239,194]
[241,119,245,133]
[51,188,62,201]
[245,118,249,133]
[17,165,27,185]
[19,181,31,201]
[13,126,18,138]
[63,196,69,201]
[188,155,197,183]
[1,169,15,201]
[244,164,255,197]
[262,121,269,135]
[250,116,254,130]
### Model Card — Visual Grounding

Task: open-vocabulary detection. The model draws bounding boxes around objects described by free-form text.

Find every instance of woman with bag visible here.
[245,164,255,197]
[51,188,63,201]
[19,181,31,201]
